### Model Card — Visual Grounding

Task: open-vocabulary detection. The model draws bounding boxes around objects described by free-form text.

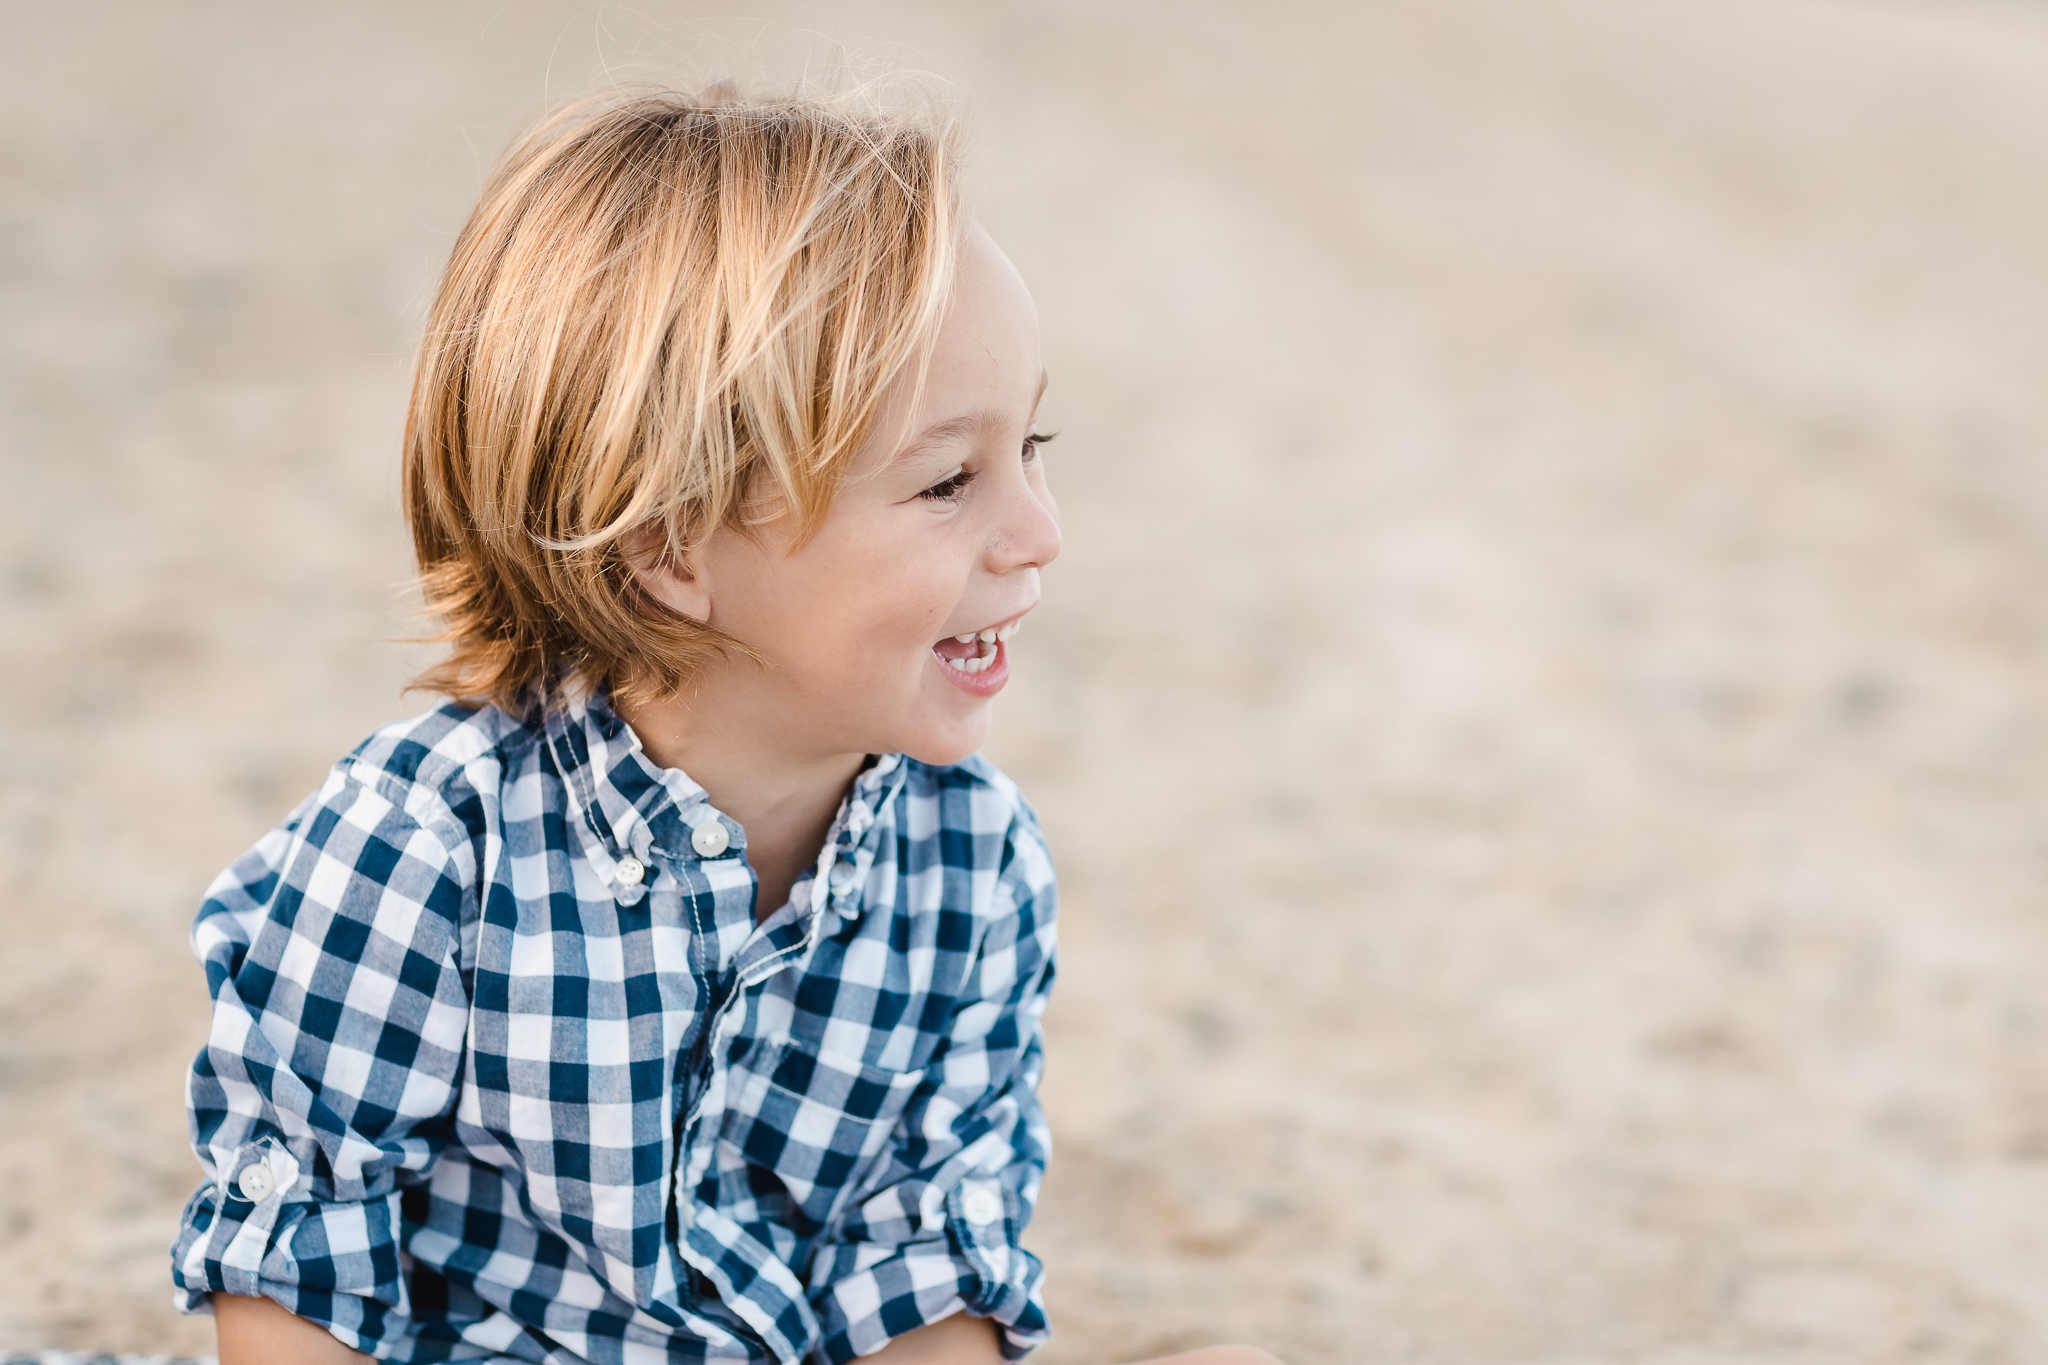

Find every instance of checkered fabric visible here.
[171,689,1056,1364]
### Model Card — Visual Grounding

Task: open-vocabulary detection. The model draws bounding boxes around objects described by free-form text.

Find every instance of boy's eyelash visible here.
[1024,431,1057,459]
[919,469,978,501]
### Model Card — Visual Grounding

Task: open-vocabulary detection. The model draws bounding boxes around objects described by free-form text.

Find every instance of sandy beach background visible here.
[6,1,2048,1361]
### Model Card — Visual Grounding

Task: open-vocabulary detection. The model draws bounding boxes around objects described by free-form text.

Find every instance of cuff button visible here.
[960,1184,1003,1227]
[237,1163,276,1203]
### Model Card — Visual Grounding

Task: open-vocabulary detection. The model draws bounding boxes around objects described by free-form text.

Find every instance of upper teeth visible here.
[950,620,1021,647]
[941,619,1022,673]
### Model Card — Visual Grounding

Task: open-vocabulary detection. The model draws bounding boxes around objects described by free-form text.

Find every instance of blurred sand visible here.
[6,1,2048,1361]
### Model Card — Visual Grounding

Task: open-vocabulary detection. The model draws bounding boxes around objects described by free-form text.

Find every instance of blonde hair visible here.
[402,81,962,710]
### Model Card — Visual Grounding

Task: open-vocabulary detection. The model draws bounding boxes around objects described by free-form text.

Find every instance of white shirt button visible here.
[237,1162,275,1203]
[960,1184,1003,1227]
[829,862,856,894]
[613,856,645,887]
[691,822,730,857]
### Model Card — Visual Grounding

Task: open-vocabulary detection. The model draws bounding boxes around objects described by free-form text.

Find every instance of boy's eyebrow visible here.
[891,372,1050,466]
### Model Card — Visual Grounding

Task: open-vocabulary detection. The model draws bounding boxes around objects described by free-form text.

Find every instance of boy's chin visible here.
[897,715,992,767]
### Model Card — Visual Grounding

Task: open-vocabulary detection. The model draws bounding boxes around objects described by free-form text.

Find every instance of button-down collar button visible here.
[829,862,857,895]
[237,1162,276,1203]
[691,822,730,857]
[960,1184,1003,1227]
[614,856,645,887]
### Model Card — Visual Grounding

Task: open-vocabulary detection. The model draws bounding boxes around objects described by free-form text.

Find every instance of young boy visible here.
[169,83,1273,1365]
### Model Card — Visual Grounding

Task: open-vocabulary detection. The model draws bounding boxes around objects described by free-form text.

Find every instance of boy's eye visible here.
[918,433,1057,503]
[918,468,978,502]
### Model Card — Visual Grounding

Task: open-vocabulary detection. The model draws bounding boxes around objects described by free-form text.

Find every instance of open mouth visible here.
[932,619,1020,675]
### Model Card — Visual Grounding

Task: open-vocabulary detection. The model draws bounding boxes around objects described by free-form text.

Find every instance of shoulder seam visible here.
[334,705,530,849]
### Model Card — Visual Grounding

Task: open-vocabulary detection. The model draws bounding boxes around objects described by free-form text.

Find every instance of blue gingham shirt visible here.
[170,689,1056,1363]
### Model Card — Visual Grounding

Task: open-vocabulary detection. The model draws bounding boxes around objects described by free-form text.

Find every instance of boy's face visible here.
[661,225,1059,767]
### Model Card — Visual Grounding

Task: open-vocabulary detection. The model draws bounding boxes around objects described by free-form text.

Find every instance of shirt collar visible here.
[542,683,910,882]
[543,682,710,868]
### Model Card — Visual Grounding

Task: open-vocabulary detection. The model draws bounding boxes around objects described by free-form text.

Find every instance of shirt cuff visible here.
[811,1178,1048,1365]
[170,1152,410,1357]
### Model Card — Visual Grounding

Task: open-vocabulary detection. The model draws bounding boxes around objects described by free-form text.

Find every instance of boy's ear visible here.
[621,525,713,624]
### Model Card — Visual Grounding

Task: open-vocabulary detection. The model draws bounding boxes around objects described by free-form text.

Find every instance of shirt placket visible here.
[668,766,905,1202]
[656,810,842,1358]
[658,807,752,1235]
[551,698,752,1311]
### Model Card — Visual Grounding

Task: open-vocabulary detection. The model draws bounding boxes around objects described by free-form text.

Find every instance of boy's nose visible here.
[989,480,1061,574]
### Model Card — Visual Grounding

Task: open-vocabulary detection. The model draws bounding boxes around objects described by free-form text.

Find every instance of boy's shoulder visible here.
[899,748,1003,791]
[899,751,1036,824]
[324,699,540,825]
[897,753,1054,890]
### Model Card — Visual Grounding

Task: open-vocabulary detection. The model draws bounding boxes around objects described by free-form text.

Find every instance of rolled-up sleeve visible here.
[170,764,473,1358]
[807,820,1058,1364]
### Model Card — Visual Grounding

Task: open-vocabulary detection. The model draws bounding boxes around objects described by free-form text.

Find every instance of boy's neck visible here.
[615,678,867,924]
